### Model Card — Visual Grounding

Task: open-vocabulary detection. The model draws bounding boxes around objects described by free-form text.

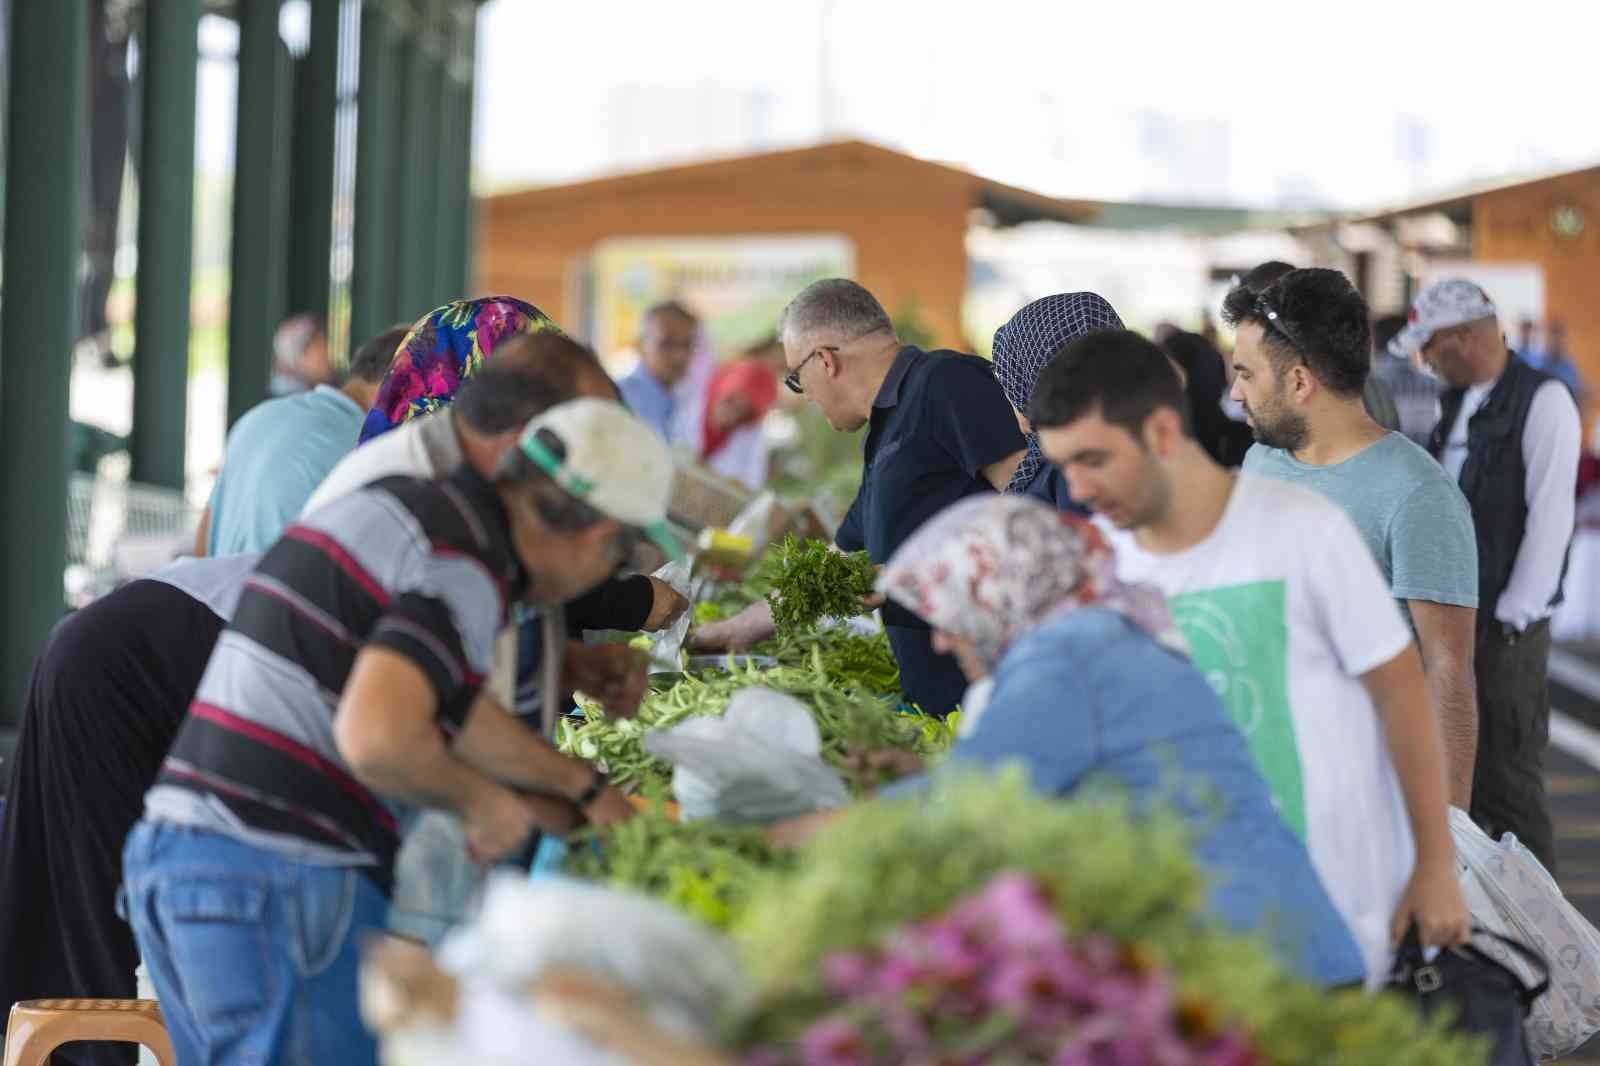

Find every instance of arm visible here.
[1406,600,1478,808]
[336,647,584,862]
[1497,382,1581,628]
[192,505,211,558]
[1359,645,1470,947]
[981,448,1028,492]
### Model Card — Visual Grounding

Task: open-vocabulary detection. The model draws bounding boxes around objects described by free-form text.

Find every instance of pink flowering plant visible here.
[749,871,1255,1066]
[731,771,1483,1066]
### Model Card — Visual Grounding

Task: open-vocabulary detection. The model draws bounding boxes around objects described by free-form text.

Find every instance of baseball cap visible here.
[515,398,683,560]
[1389,279,1498,357]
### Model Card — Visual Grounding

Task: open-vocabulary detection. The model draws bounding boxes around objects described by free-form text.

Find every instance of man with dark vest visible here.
[1392,279,1581,872]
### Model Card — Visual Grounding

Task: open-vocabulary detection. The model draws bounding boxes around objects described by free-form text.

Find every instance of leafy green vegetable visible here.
[564,804,793,930]
[733,771,1482,1066]
[753,627,901,696]
[556,654,943,795]
[763,536,876,638]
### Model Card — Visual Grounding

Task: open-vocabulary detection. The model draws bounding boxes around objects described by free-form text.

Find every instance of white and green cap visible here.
[516,398,683,560]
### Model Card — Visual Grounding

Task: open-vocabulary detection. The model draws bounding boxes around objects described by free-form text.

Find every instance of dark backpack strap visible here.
[1458,926,1551,1007]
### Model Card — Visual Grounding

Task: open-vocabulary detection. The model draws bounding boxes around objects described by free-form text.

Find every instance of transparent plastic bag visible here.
[643,687,850,823]
[1451,807,1600,1059]
[389,811,483,946]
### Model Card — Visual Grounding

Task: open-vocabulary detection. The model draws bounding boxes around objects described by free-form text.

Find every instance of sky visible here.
[467,0,1599,210]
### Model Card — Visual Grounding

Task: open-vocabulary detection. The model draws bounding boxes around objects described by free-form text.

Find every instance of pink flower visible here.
[798,1016,869,1066]
[954,872,1065,953]
[822,951,874,995]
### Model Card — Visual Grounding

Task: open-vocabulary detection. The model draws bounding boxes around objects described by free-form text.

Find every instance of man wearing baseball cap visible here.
[122,398,678,1066]
[1392,278,1581,871]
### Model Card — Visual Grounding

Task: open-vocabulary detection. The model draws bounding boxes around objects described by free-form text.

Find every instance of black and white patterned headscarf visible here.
[992,292,1125,493]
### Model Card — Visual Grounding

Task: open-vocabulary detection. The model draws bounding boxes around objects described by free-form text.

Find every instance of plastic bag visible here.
[643,687,850,823]
[436,873,746,1040]
[1451,806,1600,1059]
[389,811,484,947]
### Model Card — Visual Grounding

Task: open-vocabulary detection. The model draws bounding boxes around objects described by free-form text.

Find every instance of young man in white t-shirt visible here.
[1029,328,1467,985]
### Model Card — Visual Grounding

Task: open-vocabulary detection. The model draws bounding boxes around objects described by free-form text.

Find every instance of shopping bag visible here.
[1452,806,1600,1059]
[643,687,850,823]
[1390,924,1546,1066]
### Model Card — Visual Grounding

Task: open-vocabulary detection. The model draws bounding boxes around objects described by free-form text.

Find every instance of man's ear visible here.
[1143,407,1184,457]
[1288,363,1316,404]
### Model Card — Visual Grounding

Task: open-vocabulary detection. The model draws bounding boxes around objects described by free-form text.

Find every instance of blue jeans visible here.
[121,820,387,1066]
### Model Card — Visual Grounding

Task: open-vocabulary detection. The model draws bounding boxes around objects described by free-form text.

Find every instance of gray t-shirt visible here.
[1243,433,1478,622]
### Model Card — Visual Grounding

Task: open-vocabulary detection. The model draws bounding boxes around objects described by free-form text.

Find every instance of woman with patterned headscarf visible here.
[868,494,1367,987]
[359,296,567,443]
[991,292,1125,512]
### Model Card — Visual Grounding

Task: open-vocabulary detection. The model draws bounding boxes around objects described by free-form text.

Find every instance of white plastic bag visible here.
[437,873,746,1040]
[1451,806,1600,1059]
[643,687,850,823]
[376,875,743,1065]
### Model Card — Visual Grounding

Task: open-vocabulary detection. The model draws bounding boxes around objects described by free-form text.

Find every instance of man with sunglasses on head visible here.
[1391,279,1581,873]
[1223,268,1481,822]
[692,278,1026,715]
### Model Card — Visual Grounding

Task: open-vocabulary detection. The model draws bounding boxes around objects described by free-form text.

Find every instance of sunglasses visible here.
[1254,292,1308,354]
[784,345,838,395]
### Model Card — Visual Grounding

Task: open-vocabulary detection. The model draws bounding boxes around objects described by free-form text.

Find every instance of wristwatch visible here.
[574,766,609,810]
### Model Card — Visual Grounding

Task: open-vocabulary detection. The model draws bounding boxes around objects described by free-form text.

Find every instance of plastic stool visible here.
[3,999,174,1066]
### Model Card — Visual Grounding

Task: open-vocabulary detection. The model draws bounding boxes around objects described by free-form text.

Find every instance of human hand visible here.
[1391,857,1471,948]
[579,784,638,829]
[642,578,690,632]
[687,599,775,652]
[461,785,554,866]
[564,643,649,717]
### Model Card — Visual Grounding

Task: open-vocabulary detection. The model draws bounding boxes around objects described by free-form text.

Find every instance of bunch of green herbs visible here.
[731,770,1482,1066]
[763,535,876,638]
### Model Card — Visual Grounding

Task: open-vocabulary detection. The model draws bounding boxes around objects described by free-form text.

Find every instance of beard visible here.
[1247,400,1308,452]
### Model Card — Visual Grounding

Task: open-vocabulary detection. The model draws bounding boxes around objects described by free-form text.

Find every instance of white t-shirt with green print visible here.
[1105,474,1416,986]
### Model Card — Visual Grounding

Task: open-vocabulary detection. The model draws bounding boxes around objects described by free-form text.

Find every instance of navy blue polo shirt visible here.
[835,347,1026,715]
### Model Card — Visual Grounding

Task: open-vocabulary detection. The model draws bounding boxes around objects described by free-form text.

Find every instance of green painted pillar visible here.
[433,2,475,302]
[0,0,86,723]
[350,0,401,347]
[227,0,292,429]
[286,0,340,319]
[395,5,442,320]
[130,0,200,490]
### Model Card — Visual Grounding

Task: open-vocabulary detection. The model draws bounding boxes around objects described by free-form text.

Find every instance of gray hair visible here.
[777,278,894,344]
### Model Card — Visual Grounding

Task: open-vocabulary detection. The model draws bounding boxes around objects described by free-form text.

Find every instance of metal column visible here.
[0,0,87,721]
[433,1,475,302]
[350,0,401,346]
[395,4,442,320]
[130,0,200,491]
[286,0,340,320]
[227,0,292,429]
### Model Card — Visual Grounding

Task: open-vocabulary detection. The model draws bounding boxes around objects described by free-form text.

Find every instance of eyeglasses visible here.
[784,346,837,395]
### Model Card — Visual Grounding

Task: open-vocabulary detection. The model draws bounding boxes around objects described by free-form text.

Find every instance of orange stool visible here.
[3,999,174,1066]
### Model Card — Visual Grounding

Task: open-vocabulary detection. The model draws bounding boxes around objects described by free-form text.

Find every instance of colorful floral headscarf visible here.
[878,494,1186,671]
[358,296,565,443]
[991,293,1124,494]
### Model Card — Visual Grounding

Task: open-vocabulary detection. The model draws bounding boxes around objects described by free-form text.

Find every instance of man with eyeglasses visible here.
[693,278,1026,715]
[1222,268,1481,824]
[1391,279,1581,873]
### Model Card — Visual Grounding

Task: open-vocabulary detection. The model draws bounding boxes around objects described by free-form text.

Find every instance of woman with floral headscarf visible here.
[359,296,567,443]
[991,293,1125,512]
[866,494,1367,987]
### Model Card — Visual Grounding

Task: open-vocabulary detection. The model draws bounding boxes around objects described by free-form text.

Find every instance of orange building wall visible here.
[473,156,973,351]
[1472,169,1600,425]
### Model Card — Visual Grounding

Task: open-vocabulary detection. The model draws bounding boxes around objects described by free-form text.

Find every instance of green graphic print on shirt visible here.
[1168,580,1306,838]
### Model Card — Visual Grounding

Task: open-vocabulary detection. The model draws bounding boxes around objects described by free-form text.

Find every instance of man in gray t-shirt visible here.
[1221,267,1480,812]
